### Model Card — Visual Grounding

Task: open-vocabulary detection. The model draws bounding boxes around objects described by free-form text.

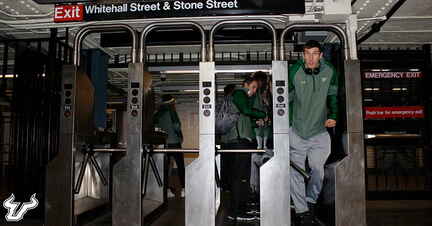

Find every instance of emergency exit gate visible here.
[45,19,366,226]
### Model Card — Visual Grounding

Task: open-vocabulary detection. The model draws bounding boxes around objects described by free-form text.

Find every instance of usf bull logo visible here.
[3,193,38,222]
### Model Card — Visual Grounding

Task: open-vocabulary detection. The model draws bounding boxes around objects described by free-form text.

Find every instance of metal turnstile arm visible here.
[290,161,311,181]
[74,148,109,194]
[142,146,164,196]
[74,153,90,194]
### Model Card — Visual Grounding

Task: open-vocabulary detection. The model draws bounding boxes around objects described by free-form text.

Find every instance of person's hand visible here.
[325,119,336,128]
[256,119,265,127]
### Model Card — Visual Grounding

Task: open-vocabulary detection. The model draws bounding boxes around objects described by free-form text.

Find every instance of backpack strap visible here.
[235,121,241,140]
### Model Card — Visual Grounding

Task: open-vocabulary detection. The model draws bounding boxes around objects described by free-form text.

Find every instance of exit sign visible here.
[54,4,84,22]
[53,0,305,22]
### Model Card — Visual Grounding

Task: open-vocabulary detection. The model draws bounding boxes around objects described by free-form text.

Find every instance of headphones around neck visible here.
[302,61,321,75]
[304,67,320,75]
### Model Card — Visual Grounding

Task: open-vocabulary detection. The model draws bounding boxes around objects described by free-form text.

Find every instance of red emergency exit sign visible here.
[54,5,84,22]
[364,106,425,119]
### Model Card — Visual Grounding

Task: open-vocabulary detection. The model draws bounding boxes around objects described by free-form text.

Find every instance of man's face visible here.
[303,47,322,69]
[246,81,259,96]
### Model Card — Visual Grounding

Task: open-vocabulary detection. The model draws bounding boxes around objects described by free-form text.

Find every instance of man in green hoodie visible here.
[289,40,338,226]
[154,94,185,198]
[222,76,267,222]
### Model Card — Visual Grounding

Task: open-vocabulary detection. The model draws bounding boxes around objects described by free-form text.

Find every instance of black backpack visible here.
[215,95,240,135]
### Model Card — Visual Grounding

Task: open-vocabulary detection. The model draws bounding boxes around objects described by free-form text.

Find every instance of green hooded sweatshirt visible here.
[222,88,266,143]
[288,59,338,139]
[154,104,183,144]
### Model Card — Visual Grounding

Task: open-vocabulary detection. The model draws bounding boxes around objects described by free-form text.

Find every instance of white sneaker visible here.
[181,189,185,198]
[168,190,175,198]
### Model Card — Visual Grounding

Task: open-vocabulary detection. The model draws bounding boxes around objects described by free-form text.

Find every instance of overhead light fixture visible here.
[218,69,271,73]
[365,134,376,139]
[370,69,391,72]
[0,74,17,79]
[161,70,199,74]
[172,88,226,93]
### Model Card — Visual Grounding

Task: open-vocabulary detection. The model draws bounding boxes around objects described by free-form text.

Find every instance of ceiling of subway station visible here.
[0,0,430,46]
[0,0,430,97]
[354,0,432,45]
[0,0,430,58]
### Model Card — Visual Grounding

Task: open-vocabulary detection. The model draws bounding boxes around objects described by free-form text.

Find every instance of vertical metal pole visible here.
[0,40,7,188]
[112,63,143,226]
[64,28,69,63]
[0,40,9,188]
[346,15,359,60]
[11,41,17,172]
[423,44,432,146]
[46,65,76,226]
[47,29,57,163]
[1,41,8,91]
[185,62,216,226]
[260,61,291,226]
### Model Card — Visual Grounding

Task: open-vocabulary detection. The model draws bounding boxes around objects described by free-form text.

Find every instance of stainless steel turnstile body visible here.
[46,61,113,226]
[46,24,139,226]
[260,60,291,225]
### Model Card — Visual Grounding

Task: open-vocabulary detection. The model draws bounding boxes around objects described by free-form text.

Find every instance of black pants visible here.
[165,143,185,188]
[224,140,256,216]
[221,153,235,191]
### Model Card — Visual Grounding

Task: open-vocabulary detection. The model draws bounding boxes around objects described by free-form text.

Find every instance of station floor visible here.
[77,198,432,226]
[1,190,432,226]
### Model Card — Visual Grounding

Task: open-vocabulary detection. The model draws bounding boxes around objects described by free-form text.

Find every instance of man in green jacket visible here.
[154,94,185,198]
[289,40,338,226]
[222,76,267,222]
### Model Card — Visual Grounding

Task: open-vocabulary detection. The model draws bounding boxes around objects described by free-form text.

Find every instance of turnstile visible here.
[207,20,292,226]
[46,24,138,226]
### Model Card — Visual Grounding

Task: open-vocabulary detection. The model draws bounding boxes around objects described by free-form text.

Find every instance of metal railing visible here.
[280,23,349,60]
[209,20,278,61]
[109,51,303,67]
[74,24,138,66]
[140,22,206,63]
